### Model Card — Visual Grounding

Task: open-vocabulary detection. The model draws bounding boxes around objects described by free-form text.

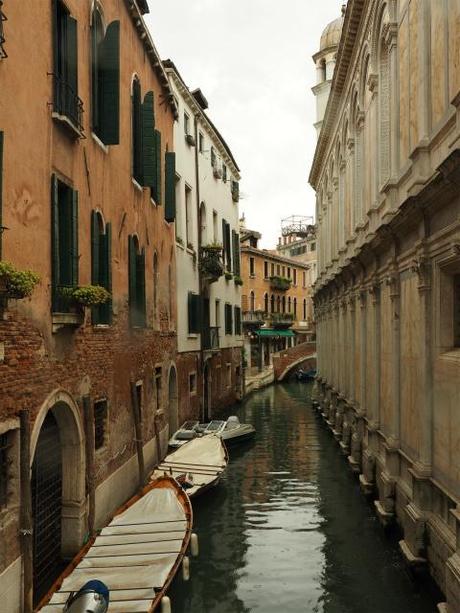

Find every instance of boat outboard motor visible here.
[63,580,109,613]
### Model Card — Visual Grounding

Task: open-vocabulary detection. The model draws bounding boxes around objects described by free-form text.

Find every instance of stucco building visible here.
[0,1,179,609]
[240,224,313,371]
[164,60,243,423]
[310,2,460,610]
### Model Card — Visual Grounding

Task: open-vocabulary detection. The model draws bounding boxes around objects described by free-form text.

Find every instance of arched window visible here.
[91,7,120,145]
[378,19,391,187]
[264,293,269,314]
[128,235,146,327]
[132,77,142,184]
[91,210,112,325]
[250,291,255,312]
[288,297,291,312]
[271,294,275,313]
[277,296,281,313]
[293,298,297,318]
[199,202,207,245]
[303,299,307,320]
[282,296,286,314]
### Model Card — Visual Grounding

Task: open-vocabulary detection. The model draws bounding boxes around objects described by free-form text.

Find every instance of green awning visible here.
[254,329,295,338]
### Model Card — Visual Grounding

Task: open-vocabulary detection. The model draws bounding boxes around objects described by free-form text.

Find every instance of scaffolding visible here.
[281,215,315,239]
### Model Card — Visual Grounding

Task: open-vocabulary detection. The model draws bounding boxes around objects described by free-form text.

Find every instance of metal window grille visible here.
[0,1,7,60]
[0,432,10,508]
[454,274,460,348]
[94,400,108,450]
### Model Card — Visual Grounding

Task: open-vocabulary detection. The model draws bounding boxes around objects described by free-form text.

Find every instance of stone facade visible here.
[310,1,460,610]
[0,1,178,609]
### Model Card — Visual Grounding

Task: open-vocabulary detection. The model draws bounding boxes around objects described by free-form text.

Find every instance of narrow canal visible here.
[169,382,439,613]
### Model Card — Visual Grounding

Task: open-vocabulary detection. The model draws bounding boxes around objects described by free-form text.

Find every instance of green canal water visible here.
[168,382,439,613]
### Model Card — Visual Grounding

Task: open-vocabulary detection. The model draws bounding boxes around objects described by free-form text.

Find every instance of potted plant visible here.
[0,261,40,299]
[200,243,224,282]
[224,271,233,281]
[59,285,111,308]
[234,275,243,286]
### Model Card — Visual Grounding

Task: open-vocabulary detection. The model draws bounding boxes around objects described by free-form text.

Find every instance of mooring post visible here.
[130,381,145,488]
[83,395,96,537]
[19,409,33,613]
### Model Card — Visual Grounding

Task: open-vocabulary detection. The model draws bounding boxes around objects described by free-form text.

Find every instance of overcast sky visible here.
[145,1,342,248]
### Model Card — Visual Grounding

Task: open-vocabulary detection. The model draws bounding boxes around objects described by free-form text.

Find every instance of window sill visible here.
[52,312,84,333]
[93,323,111,330]
[188,334,199,339]
[52,112,84,139]
[132,178,143,193]
[91,132,109,154]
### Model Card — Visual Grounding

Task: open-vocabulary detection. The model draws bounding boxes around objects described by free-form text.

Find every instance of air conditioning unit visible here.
[185,134,196,147]
[213,167,223,179]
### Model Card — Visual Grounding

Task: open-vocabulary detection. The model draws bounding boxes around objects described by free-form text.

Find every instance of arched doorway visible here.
[168,366,179,435]
[32,412,63,605]
[31,392,85,606]
[203,361,212,422]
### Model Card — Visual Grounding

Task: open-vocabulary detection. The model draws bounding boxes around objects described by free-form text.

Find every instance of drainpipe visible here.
[194,114,206,421]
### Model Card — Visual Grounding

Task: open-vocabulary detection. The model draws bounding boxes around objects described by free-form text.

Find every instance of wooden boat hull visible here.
[36,476,193,613]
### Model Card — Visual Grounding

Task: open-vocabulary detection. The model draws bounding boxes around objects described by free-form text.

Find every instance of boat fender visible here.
[191,532,199,557]
[182,555,190,581]
[161,596,172,613]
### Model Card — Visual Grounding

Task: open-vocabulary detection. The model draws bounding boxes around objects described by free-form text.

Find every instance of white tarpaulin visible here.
[39,486,188,612]
[151,435,227,496]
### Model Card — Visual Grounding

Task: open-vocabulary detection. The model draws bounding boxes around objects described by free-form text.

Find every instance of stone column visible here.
[445,511,460,612]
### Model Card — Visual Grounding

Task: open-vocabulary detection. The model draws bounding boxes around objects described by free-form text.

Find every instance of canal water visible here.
[169,382,439,613]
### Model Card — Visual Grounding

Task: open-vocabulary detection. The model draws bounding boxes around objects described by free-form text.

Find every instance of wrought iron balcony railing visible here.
[269,312,295,328]
[199,245,224,283]
[0,1,7,59]
[202,326,220,350]
[269,276,291,291]
[52,74,84,135]
[243,310,266,325]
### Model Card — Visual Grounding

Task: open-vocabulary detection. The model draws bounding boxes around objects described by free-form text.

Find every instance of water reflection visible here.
[168,382,438,613]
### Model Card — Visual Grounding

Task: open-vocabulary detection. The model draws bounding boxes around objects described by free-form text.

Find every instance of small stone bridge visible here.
[273,341,317,382]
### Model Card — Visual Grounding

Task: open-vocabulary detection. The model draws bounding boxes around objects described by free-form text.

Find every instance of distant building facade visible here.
[240,224,313,371]
[0,1,178,608]
[311,2,460,610]
[164,61,243,422]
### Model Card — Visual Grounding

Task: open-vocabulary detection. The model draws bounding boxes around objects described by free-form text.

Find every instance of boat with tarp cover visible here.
[151,434,228,498]
[36,476,193,612]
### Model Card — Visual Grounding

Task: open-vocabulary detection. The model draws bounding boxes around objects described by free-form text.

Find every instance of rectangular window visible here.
[199,132,204,153]
[303,271,306,288]
[154,366,162,411]
[136,382,143,421]
[164,152,176,221]
[249,257,255,277]
[94,399,108,450]
[225,303,233,335]
[0,431,10,508]
[128,236,146,327]
[277,264,280,276]
[215,299,221,327]
[188,292,201,334]
[222,219,231,271]
[310,242,316,251]
[53,0,82,131]
[184,112,190,135]
[51,175,79,312]
[293,269,297,286]
[264,261,269,279]
[234,306,242,335]
[189,372,197,395]
[222,164,227,183]
[287,267,291,279]
[91,211,112,325]
[213,211,218,243]
[454,274,460,347]
[185,184,192,246]
[282,266,285,277]
[271,262,275,277]
[226,364,231,388]
[232,230,240,276]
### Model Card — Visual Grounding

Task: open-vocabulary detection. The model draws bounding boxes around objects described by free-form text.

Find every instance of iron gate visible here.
[32,412,63,605]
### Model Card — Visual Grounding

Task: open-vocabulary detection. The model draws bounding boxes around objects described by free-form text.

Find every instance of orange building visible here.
[240,225,313,371]
[0,1,179,608]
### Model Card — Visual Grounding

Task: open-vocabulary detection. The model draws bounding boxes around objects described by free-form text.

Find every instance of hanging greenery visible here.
[59,285,111,307]
[0,261,40,298]
[233,275,243,286]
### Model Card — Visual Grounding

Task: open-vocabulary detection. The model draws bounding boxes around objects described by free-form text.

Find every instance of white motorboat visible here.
[168,420,200,448]
[217,415,256,444]
[168,417,255,449]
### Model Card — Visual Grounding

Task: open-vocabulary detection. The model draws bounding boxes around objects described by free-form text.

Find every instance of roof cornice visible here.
[309,0,365,189]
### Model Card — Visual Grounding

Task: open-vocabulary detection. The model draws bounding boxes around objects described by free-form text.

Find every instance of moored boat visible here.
[153,435,228,498]
[168,417,255,449]
[36,476,193,612]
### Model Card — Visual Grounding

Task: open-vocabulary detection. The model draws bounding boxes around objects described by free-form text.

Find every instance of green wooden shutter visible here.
[66,16,78,98]
[234,306,241,335]
[128,235,137,326]
[71,189,79,286]
[103,222,113,324]
[132,79,142,184]
[141,91,155,187]
[235,233,240,275]
[137,249,146,327]
[188,292,201,334]
[51,174,60,311]
[222,219,227,269]
[91,211,100,285]
[165,152,176,222]
[0,132,3,259]
[154,130,162,204]
[225,222,232,271]
[188,292,194,333]
[100,21,120,145]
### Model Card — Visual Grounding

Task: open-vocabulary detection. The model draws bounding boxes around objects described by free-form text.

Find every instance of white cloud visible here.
[145,0,342,247]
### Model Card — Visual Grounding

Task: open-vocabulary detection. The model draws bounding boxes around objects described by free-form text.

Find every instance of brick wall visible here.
[272,341,316,380]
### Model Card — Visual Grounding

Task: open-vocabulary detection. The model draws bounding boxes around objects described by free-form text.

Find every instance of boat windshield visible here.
[181,421,198,431]
[176,430,197,440]
[205,420,225,432]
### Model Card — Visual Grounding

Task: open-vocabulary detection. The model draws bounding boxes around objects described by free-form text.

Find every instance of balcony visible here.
[199,245,224,283]
[52,75,84,137]
[269,276,291,291]
[202,326,220,350]
[243,310,266,327]
[269,312,295,329]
